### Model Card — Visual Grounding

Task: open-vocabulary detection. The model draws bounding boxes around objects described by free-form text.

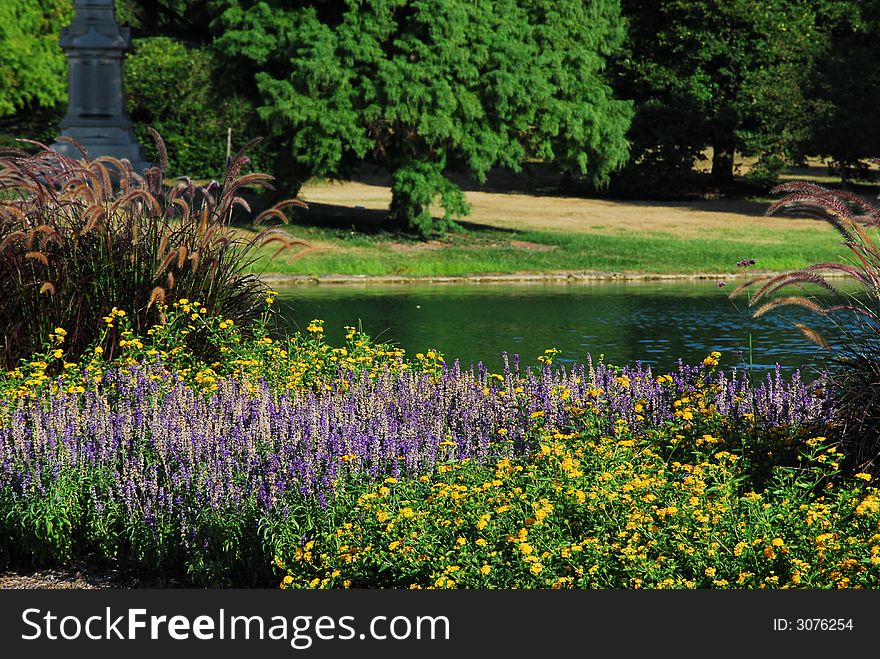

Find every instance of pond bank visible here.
[261,270,756,286]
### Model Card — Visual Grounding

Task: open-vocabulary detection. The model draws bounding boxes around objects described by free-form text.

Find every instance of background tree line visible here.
[1,0,879,235]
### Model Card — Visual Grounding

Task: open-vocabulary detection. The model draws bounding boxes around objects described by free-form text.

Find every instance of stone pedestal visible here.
[51,0,149,172]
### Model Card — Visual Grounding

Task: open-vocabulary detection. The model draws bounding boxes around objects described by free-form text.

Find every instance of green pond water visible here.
[275,280,834,375]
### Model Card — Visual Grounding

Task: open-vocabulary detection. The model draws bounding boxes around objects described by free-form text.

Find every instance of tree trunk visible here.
[711,144,735,187]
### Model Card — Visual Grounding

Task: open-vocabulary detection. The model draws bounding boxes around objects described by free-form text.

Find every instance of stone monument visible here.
[51,0,149,172]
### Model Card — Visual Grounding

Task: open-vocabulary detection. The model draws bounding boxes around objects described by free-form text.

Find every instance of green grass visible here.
[246,220,845,278]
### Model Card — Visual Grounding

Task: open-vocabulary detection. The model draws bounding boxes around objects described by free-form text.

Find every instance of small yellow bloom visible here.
[480,565,491,576]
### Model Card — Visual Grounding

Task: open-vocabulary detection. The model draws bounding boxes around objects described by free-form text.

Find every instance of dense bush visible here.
[125,37,262,179]
[0,132,307,367]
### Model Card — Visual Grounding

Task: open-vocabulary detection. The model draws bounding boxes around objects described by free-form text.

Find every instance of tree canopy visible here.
[804,0,880,180]
[210,0,633,235]
[0,0,71,117]
[616,0,827,187]
[8,0,880,212]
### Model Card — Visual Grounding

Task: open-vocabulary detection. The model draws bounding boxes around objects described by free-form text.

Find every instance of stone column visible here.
[51,0,149,172]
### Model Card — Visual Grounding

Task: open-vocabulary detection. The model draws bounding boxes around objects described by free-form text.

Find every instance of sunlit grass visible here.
[246,221,844,277]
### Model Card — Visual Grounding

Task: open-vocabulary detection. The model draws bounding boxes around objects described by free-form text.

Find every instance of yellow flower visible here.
[855,473,872,482]
[704,566,717,578]
[283,575,293,584]
[480,565,491,576]
[52,349,63,359]
[530,563,543,575]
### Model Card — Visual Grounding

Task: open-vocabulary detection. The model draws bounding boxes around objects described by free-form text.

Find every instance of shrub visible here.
[732,180,880,472]
[0,131,308,367]
[125,37,263,180]
[743,153,786,190]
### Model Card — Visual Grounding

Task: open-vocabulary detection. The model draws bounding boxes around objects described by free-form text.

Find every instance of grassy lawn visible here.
[237,152,880,279]
[248,222,844,278]
[245,182,847,278]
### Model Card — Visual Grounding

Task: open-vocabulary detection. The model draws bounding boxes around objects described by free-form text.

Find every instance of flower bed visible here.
[4,317,869,588]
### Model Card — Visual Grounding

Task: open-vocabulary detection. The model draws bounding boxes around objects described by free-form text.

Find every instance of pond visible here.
[275,280,836,375]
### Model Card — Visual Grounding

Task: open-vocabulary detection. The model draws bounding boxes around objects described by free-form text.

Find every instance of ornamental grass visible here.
[733,180,880,474]
[0,131,308,368]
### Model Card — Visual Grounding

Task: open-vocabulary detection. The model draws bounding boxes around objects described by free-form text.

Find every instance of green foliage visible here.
[116,0,214,43]
[124,37,261,178]
[0,0,71,117]
[615,0,827,187]
[387,160,470,235]
[803,0,880,180]
[0,133,307,367]
[210,0,632,236]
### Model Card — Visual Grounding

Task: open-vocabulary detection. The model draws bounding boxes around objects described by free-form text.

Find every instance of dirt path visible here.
[299,180,822,239]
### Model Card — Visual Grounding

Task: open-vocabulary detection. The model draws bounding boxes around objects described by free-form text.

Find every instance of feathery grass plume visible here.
[745,179,880,473]
[147,286,165,308]
[753,296,827,318]
[0,130,311,367]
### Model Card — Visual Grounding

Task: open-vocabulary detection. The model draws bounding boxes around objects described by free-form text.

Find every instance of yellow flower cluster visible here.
[273,370,880,590]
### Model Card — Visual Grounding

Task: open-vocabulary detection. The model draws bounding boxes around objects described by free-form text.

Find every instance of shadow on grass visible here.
[289,200,520,239]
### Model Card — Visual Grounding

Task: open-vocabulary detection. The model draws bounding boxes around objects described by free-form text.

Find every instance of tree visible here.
[0,1,71,118]
[804,0,880,180]
[210,0,633,236]
[616,0,827,187]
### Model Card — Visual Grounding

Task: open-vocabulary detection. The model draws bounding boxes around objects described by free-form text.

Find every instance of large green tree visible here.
[210,0,633,236]
[804,0,880,180]
[616,0,827,187]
